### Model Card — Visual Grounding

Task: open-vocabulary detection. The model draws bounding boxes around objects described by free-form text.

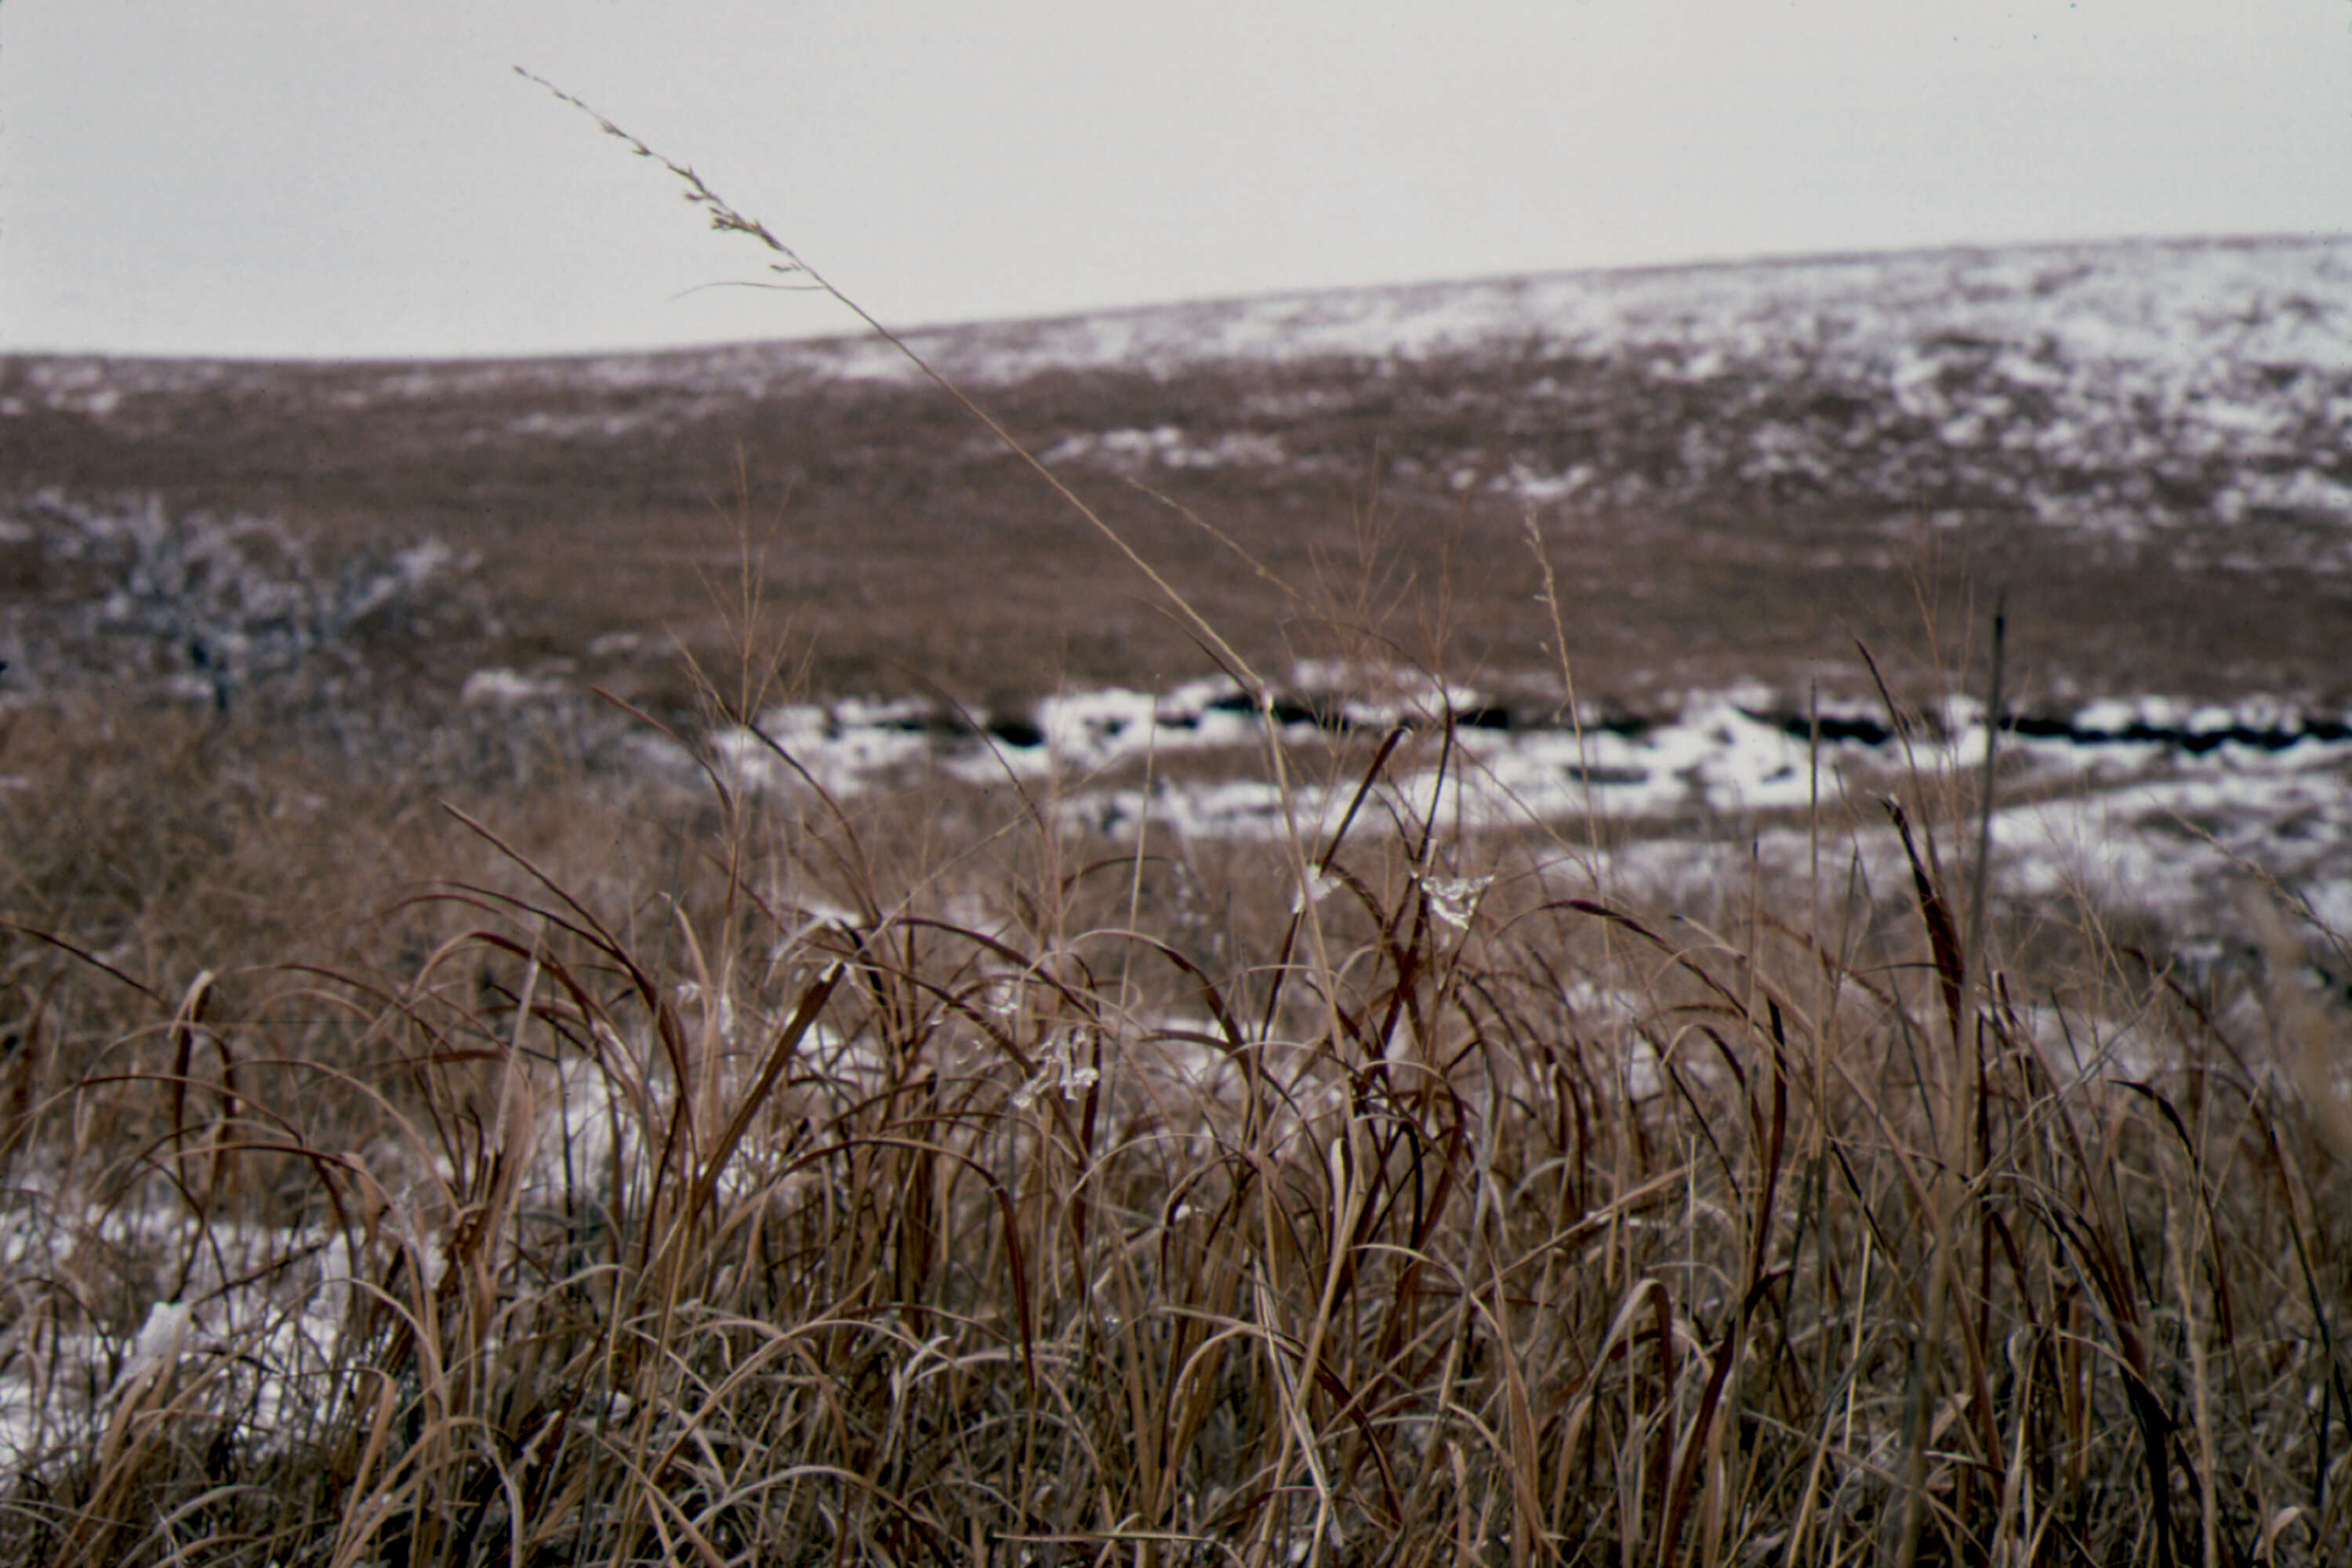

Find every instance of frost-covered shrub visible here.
[3,492,480,714]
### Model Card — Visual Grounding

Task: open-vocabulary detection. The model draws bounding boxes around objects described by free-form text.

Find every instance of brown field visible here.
[2,242,2350,1565]
[9,277,2352,728]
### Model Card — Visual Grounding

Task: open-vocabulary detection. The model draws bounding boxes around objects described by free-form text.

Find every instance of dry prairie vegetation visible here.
[10,323,2352,720]
[2,123,2349,1566]
[0,584,2348,1565]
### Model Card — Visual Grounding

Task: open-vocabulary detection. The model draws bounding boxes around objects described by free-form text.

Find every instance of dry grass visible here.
[0,103,2346,1568]
[1,672,2348,1565]
[11,302,2352,717]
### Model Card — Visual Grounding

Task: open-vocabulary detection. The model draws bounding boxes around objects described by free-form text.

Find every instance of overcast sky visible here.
[5,1,2347,361]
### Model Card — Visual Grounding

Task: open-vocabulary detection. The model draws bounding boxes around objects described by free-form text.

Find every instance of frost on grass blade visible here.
[109,1298,190,1404]
[1421,874,1494,931]
[1291,863,1341,915]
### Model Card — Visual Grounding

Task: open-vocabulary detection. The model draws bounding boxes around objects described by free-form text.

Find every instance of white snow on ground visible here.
[0,1193,374,1462]
[1022,679,1268,774]
[460,666,567,705]
[877,238,2352,388]
[1037,426,1290,472]
[24,238,2343,406]
[1605,742,2352,948]
[712,696,939,797]
[696,670,1480,796]
[1991,768,2352,924]
[1054,696,1824,840]
[693,670,1813,818]
[30,238,2350,474]
[884,238,2352,540]
[661,669,2352,956]
[762,245,2352,539]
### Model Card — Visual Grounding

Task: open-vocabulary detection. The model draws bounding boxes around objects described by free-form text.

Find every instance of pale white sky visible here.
[5,1,2347,360]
